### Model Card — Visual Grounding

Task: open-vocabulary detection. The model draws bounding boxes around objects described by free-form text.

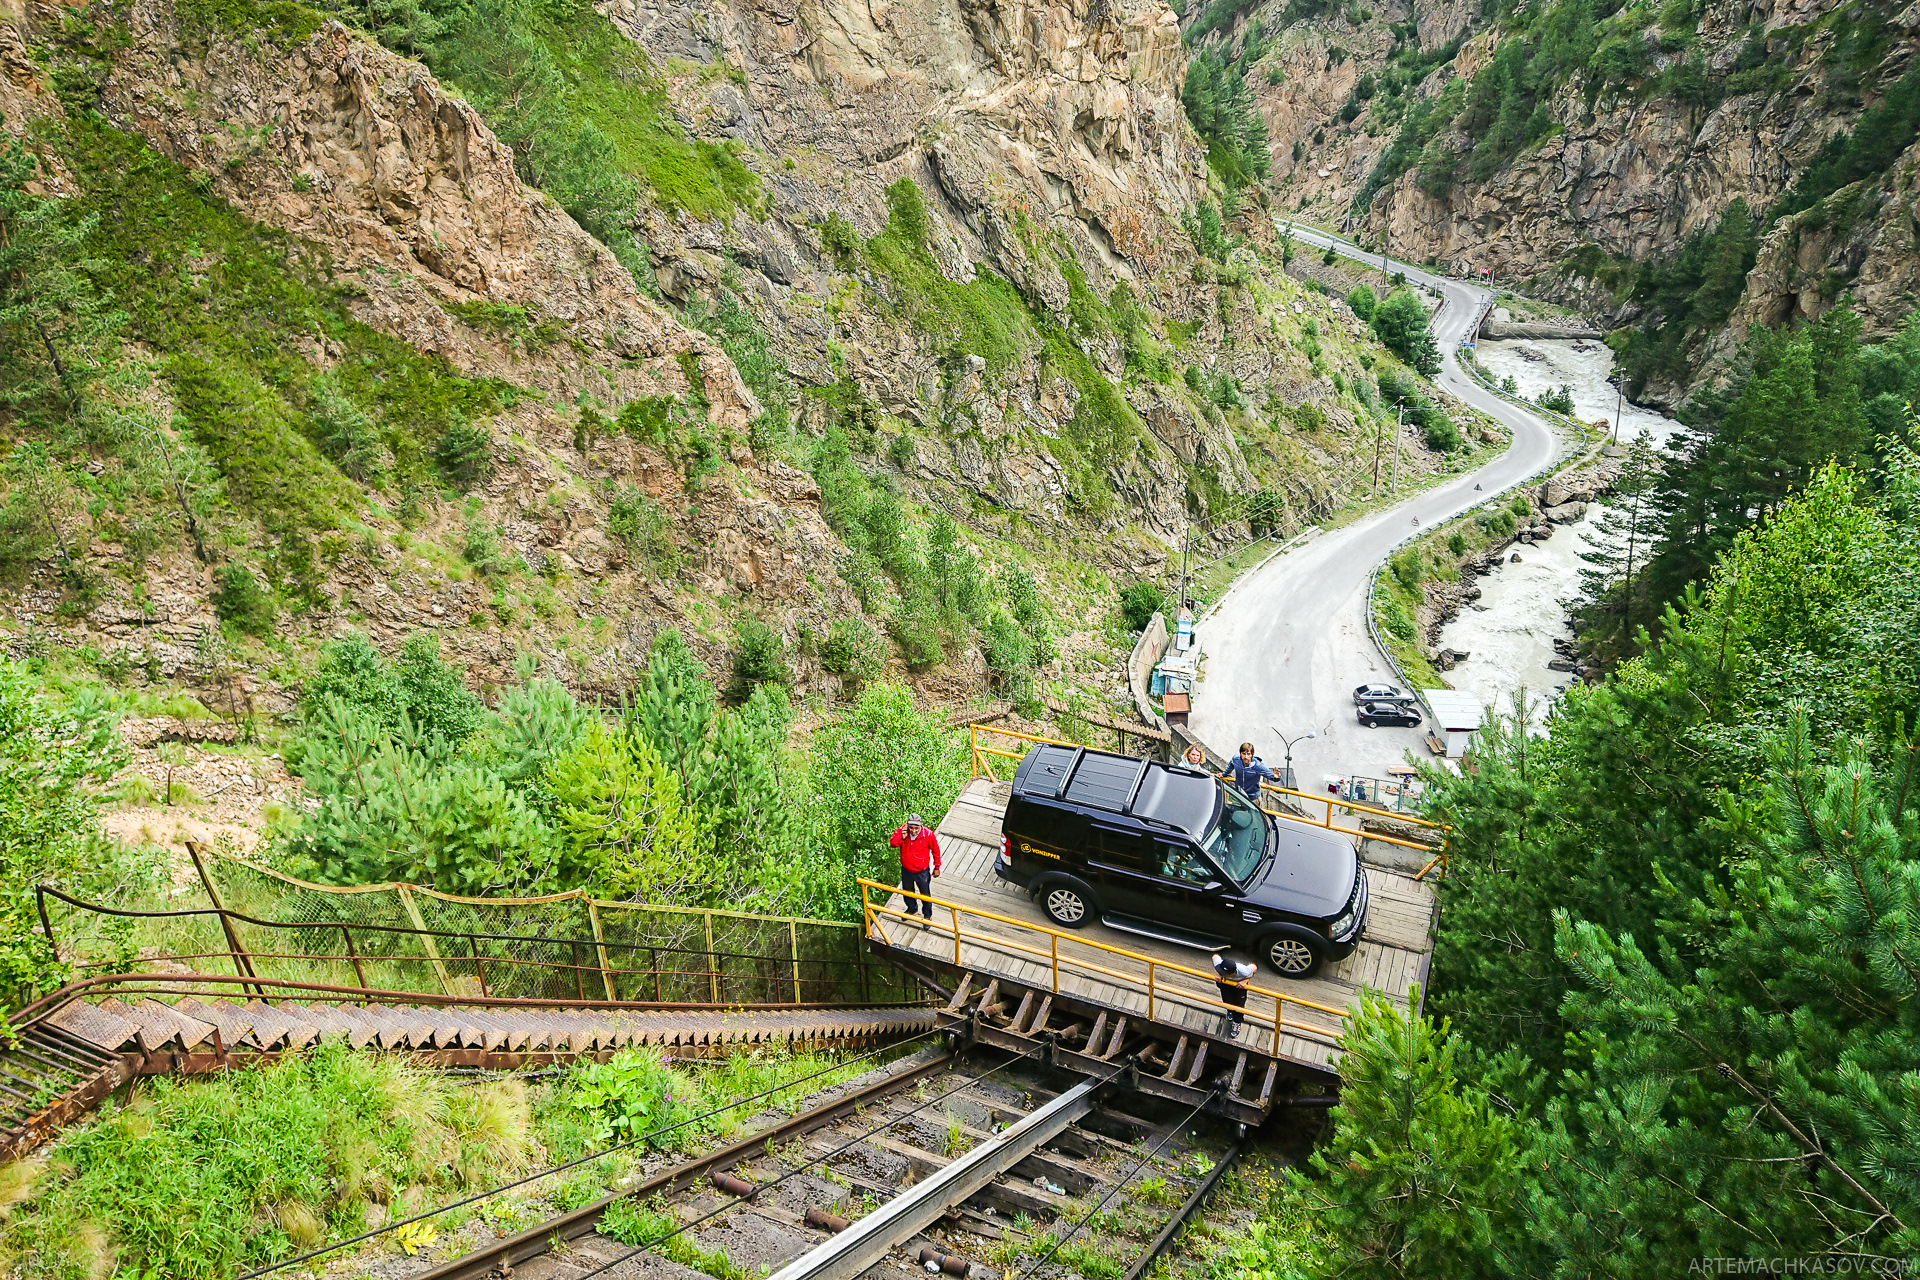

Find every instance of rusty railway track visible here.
[383,1044,1250,1280]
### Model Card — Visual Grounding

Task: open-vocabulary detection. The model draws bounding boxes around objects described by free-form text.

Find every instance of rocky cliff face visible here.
[1243,0,1919,405]
[3,0,1450,712]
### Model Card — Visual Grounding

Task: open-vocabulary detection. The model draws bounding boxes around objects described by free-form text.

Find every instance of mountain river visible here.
[1436,332,1684,731]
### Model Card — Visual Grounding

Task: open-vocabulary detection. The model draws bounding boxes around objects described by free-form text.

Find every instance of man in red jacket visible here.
[890,813,942,923]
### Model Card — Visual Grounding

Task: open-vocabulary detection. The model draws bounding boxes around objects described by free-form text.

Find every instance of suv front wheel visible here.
[1038,878,1097,929]
[1259,926,1327,978]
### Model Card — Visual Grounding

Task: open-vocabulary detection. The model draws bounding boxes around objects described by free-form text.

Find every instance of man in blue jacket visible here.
[1222,742,1276,800]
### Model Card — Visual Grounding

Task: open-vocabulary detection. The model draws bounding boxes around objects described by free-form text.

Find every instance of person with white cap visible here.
[890,813,942,925]
[1211,952,1257,1038]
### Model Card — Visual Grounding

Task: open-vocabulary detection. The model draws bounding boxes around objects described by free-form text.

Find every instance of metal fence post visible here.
[587,898,617,1001]
[186,840,260,994]
[704,911,719,1004]
[788,920,802,1005]
[395,884,454,995]
[340,925,368,992]
[35,886,57,964]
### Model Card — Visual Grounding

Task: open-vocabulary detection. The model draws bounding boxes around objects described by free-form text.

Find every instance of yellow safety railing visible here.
[858,878,1349,1059]
[967,724,1450,877]
[968,723,1081,781]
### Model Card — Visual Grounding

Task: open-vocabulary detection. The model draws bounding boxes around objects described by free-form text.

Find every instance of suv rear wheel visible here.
[1259,927,1327,978]
[1039,879,1096,929]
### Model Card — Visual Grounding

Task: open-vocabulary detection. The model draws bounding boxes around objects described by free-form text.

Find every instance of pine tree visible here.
[0,134,126,430]
[1575,429,1660,660]
[1291,990,1525,1277]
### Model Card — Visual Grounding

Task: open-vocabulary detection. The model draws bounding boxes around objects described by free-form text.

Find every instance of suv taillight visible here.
[1001,835,1011,862]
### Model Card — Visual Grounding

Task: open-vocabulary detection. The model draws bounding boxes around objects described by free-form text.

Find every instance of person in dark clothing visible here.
[1212,952,1257,1038]
[890,814,942,923]
[1222,742,1278,800]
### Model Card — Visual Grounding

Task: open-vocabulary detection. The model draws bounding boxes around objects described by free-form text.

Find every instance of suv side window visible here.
[1092,827,1157,872]
[1158,841,1215,885]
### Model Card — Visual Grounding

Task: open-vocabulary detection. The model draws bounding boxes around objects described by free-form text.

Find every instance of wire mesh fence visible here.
[36,851,920,1010]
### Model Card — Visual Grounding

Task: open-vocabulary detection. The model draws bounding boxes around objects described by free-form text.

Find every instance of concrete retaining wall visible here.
[1127,612,1170,732]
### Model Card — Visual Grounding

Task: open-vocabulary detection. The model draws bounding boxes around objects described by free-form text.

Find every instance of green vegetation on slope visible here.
[0,663,124,1004]
[283,627,966,920]
[1610,304,1920,639]
[1254,452,1920,1274]
[1182,45,1272,188]
[0,1039,869,1279]
[6,113,515,564]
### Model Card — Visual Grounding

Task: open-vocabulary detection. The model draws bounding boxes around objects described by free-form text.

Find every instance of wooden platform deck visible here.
[867,778,1439,1090]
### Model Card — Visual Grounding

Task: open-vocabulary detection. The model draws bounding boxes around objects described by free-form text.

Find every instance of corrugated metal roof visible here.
[1420,689,1486,729]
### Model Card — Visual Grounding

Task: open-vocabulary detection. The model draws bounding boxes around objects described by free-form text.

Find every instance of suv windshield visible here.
[1202,784,1268,884]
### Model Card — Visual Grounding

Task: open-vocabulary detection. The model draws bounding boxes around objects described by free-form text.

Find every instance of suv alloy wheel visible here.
[1261,928,1325,977]
[1041,880,1094,929]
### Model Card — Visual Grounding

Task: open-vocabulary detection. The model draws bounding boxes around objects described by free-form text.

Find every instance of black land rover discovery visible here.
[994,743,1369,978]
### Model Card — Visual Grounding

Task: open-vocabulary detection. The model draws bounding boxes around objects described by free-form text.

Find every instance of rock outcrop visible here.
[1250,0,1920,406]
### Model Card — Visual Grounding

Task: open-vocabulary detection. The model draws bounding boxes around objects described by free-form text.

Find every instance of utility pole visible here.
[1612,375,1624,444]
[1371,414,1384,497]
[1390,403,1404,494]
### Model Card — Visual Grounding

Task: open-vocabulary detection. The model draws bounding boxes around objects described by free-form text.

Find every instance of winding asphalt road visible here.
[1186,226,1570,791]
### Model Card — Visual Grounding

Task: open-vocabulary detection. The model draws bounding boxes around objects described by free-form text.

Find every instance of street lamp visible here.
[1609,373,1625,444]
[1270,725,1316,792]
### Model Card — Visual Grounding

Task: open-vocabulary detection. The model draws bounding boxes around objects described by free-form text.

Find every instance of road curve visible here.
[1187,227,1569,790]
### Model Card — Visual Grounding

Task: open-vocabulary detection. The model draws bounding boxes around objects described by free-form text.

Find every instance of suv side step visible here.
[1099,915,1228,951]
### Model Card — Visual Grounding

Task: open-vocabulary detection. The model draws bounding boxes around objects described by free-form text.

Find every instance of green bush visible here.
[806,684,968,916]
[605,485,677,573]
[887,600,944,671]
[0,661,123,1005]
[1390,547,1425,592]
[732,617,788,693]
[1119,581,1165,631]
[821,212,860,269]
[1423,416,1461,451]
[436,419,494,489]
[210,564,276,636]
[1448,531,1468,555]
[1382,592,1418,643]
[1371,288,1441,377]
[820,617,885,688]
[1511,494,1533,518]
[1346,284,1377,320]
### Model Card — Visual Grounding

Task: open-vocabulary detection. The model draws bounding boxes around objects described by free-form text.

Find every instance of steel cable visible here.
[236,1028,942,1278]
[567,1040,1056,1280]
[1015,1088,1221,1280]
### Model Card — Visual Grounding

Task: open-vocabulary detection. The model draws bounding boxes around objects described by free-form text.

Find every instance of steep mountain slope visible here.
[1222,0,1919,406]
[1,0,1472,712]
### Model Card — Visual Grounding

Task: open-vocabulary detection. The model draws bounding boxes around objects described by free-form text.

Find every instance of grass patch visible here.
[63,117,516,528]
[856,185,1140,517]
[542,12,760,220]
[862,225,1032,376]
[173,0,325,52]
[0,1040,532,1280]
[5,1040,880,1280]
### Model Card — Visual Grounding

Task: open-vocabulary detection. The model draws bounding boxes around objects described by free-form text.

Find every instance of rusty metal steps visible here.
[39,998,939,1058]
[1,999,938,1162]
